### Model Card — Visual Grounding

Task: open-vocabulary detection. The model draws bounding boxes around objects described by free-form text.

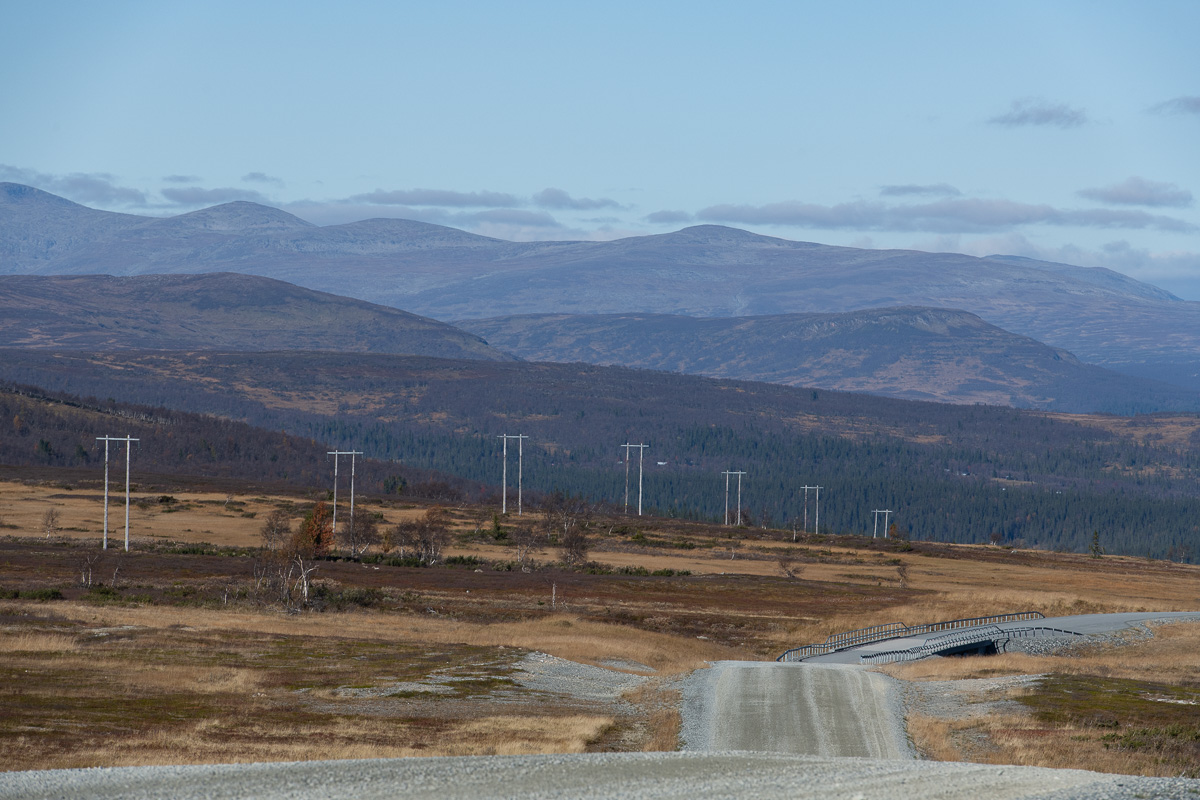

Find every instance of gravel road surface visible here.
[681,661,911,758]
[5,751,1199,800]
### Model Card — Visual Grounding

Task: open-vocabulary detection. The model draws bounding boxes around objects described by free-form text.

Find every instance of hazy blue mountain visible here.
[3,183,1198,391]
[0,272,511,360]
[461,307,1199,413]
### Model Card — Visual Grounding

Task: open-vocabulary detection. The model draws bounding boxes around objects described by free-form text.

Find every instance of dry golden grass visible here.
[623,684,683,752]
[908,708,1196,778]
[0,603,636,771]
[453,715,614,755]
[34,601,735,676]
[0,480,428,548]
[0,632,80,653]
[892,622,1200,777]
[906,712,969,762]
[7,713,615,770]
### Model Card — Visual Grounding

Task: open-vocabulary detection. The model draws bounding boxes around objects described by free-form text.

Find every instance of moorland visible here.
[1,474,1198,776]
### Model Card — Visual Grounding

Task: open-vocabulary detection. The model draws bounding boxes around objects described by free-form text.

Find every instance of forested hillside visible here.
[0,383,480,500]
[0,273,509,361]
[2,349,1197,561]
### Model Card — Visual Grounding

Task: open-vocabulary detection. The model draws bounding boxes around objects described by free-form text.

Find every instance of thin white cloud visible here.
[0,164,147,206]
[696,197,1197,234]
[1150,96,1200,116]
[348,188,520,207]
[162,174,201,184]
[242,172,284,186]
[988,98,1089,128]
[533,187,622,210]
[879,183,962,197]
[1078,177,1192,208]
[161,186,270,206]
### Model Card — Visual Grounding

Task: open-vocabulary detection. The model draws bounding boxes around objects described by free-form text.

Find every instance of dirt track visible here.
[682,661,912,758]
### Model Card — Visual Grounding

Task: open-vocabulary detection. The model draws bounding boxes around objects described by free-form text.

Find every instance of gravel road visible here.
[5,751,1199,800]
[7,613,1200,799]
[680,661,912,758]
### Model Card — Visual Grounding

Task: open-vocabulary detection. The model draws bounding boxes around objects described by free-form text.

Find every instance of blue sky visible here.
[3,1,1199,297]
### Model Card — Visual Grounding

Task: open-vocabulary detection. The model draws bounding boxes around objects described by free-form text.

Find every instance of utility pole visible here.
[721,470,746,526]
[872,509,893,539]
[96,435,139,551]
[814,485,823,534]
[621,443,648,515]
[800,485,821,535]
[327,449,363,536]
[498,435,529,515]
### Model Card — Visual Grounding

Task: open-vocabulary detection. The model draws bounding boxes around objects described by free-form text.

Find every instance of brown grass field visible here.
[1,476,1198,775]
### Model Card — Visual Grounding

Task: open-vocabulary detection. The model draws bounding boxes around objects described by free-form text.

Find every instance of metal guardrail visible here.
[776,611,1046,662]
[858,625,1084,664]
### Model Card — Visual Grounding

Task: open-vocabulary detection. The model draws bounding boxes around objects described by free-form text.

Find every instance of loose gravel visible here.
[514,651,649,705]
[5,751,1200,800]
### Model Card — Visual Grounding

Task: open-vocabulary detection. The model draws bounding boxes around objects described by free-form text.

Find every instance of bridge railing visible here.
[857,625,1083,664]
[776,611,1046,662]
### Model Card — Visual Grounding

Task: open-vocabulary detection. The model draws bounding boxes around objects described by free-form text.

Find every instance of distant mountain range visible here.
[0,273,509,360]
[461,308,1199,413]
[3,181,1199,396]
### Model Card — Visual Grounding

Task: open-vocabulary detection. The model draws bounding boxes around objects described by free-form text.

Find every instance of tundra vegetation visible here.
[0,476,1197,776]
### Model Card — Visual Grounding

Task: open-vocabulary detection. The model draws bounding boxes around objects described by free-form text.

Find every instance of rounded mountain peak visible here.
[152,202,315,233]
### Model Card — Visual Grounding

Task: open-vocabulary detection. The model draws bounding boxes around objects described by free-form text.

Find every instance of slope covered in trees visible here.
[2,349,1197,561]
[0,382,480,500]
[0,273,509,360]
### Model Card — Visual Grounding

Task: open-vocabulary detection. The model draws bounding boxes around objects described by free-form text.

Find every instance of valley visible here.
[3,182,1200,787]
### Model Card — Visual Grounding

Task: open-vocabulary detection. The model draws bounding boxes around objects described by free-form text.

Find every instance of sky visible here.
[3,1,1199,297]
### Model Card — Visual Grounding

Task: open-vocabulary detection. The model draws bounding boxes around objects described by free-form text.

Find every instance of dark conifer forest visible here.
[2,349,1197,561]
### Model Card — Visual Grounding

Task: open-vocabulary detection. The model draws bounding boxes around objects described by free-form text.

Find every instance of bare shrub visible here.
[259,509,291,552]
[42,508,60,538]
[253,505,332,610]
[338,512,379,560]
[388,507,450,565]
[511,525,540,571]
[540,491,592,566]
[777,549,803,579]
[79,551,103,588]
[378,524,396,554]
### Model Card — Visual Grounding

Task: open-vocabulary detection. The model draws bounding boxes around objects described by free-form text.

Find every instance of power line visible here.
[96,435,139,551]
[800,485,822,535]
[721,470,747,526]
[327,449,363,536]
[872,509,893,539]
[621,443,648,516]
[498,434,529,515]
